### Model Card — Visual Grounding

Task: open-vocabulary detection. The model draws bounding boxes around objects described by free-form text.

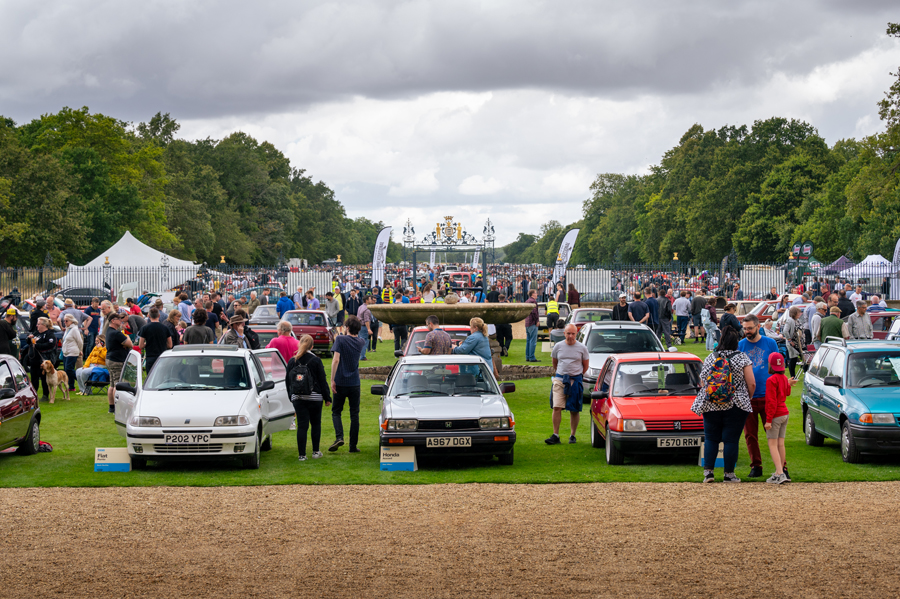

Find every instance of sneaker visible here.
[328,438,345,452]
[108,406,115,414]
[311,451,323,459]
[360,358,369,361]
[568,435,577,444]
[783,467,791,482]
[298,455,307,461]
[702,471,715,483]
[748,466,763,478]
[723,473,741,483]
[289,417,297,431]
[349,447,360,453]
[545,434,561,445]
[766,473,787,485]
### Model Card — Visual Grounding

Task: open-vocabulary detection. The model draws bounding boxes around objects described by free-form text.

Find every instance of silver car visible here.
[577,321,675,400]
[373,355,516,465]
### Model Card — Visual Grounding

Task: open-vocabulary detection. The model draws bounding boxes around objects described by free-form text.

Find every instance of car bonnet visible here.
[387,394,507,420]
[137,388,254,427]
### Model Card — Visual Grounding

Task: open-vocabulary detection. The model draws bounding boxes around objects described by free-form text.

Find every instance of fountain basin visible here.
[367,303,534,326]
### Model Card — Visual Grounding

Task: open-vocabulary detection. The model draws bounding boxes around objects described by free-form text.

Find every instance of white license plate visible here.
[657,437,702,448]
[164,434,211,444]
[426,437,472,448]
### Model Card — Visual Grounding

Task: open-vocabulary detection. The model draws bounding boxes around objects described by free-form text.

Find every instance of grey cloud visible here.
[1,0,896,122]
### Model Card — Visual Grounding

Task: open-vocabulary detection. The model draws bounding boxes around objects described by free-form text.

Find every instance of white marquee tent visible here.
[53,231,199,293]
[838,254,895,279]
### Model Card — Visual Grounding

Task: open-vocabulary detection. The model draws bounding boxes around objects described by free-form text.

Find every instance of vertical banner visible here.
[472,250,480,269]
[429,249,436,269]
[891,236,900,301]
[552,229,580,283]
[371,227,392,287]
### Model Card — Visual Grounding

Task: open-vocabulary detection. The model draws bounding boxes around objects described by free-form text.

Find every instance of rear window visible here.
[574,311,611,323]
[407,329,471,355]
[584,328,662,354]
[285,312,326,327]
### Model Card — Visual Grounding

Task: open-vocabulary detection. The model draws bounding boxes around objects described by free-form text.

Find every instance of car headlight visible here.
[214,415,251,426]
[130,416,161,427]
[479,417,511,430]
[386,419,418,431]
[587,368,600,378]
[623,419,646,432]
[859,413,895,424]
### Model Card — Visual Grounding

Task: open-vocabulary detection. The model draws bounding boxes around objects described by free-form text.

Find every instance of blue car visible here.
[802,338,900,463]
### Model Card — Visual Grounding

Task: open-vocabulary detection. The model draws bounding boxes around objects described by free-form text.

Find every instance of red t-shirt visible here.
[129,305,142,315]
[764,373,791,423]
[266,335,300,365]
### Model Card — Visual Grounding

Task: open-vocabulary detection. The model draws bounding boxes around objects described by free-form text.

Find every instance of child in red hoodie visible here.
[764,352,791,484]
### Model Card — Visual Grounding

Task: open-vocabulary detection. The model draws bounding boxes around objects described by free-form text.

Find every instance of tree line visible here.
[0,109,402,267]
[503,23,900,267]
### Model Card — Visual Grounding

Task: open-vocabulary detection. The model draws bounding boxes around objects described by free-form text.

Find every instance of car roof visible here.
[398,354,486,364]
[168,345,252,355]
[823,340,900,353]
[614,352,701,363]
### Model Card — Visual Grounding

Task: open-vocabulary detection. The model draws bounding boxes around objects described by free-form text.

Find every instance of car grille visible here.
[417,419,479,431]
[644,419,704,432]
[152,444,224,454]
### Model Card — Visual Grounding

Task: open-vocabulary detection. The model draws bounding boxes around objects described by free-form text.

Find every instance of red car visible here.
[589,352,704,465]
[283,310,335,356]
[395,325,472,359]
[0,355,41,455]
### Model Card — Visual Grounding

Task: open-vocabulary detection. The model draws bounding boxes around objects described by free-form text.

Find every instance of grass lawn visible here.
[3,336,900,486]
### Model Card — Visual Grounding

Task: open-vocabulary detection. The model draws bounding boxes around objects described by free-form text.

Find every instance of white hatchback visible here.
[114,345,295,469]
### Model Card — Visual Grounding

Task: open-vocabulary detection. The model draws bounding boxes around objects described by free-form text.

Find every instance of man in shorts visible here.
[105,313,133,414]
[545,324,590,445]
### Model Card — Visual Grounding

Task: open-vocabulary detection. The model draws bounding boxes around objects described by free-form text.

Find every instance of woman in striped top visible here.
[286,335,332,461]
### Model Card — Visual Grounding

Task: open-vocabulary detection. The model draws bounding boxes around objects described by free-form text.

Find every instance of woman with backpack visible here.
[286,334,332,461]
[690,327,756,483]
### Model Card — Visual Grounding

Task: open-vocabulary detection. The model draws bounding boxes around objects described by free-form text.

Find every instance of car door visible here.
[818,349,846,438]
[803,348,827,421]
[252,349,294,435]
[0,361,22,447]
[114,350,143,435]
[592,358,615,434]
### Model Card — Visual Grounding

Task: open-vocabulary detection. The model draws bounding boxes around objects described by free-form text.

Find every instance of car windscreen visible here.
[286,313,326,327]
[407,330,471,355]
[144,356,251,390]
[584,328,662,354]
[575,311,611,323]
[847,352,900,388]
[613,361,702,396]
[389,363,499,396]
[256,331,278,348]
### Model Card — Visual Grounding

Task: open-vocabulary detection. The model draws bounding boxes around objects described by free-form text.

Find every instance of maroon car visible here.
[283,310,336,356]
[0,355,41,455]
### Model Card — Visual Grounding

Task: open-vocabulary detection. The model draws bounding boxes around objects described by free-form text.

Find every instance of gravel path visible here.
[2,482,898,598]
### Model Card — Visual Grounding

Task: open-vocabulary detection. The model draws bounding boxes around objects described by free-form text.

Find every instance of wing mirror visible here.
[499,382,516,394]
[371,384,386,395]
[258,380,275,392]
[668,346,678,353]
[823,376,842,388]
[0,387,14,399]
[394,349,404,358]
[115,382,136,394]
[591,391,608,401]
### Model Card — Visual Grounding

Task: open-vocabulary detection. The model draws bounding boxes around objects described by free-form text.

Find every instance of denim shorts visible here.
[692,314,702,326]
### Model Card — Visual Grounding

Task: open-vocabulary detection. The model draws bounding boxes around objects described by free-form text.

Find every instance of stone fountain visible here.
[367,303,533,326]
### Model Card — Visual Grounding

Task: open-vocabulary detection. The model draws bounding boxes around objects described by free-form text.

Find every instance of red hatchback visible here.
[283,310,336,356]
[589,352,704,465]
[396,325,472,358]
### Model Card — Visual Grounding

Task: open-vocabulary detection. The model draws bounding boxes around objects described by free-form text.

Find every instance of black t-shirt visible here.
[139,321,171,359]
[0,319,16,355]
[206,311,219,334]
[487,290,500,303]
[106,327,130,363]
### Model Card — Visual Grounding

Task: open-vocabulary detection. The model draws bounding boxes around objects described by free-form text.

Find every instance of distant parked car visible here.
[53,287,110,307]
[537,302,571,339]
[564,308,613,331]
[248,305,281,326]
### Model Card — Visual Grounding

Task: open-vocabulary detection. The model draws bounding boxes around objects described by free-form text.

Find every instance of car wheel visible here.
[605,425,624,465]
[261,434,273,451]
[497,448,514,466]
[16,418,40,455]
[591,418,603,449]
[804,409,824,447]
[131,457,147,470]
[243,430,261,469]
[841,421,861,463]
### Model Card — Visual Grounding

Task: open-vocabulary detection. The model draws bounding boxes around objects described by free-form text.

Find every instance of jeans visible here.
[677,316,689,341]
[659,318,673,347]
[813,340,821,350]
[332,385,361,448]
[704,323,719,350]
[30,360,48,397]
[145,356,160,376]
[359,327,369,360]
[63,356,78,390]
[83,332,96,357]
[525,325,538,361]
[702,405,748,472]
[75,366,95,393]
[743,398,767,469]
[393,325,408,352]
[293,399,323,456]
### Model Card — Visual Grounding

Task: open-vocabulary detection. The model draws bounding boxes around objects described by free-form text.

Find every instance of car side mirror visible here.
[115,382,136,394]
[371,384,386,395]
[591,391,608,401]
[500,382,515,394]
[394,349,403,358]
[0,387,14,399]
[823,376,842,388]
[258,380,275,392]
[668,346,678,353]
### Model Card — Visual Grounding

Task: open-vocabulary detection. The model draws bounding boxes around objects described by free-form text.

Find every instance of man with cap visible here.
[612,293,629,321]
[105,312,133,414]
[0,308,18,356]
[222,314,249,347]
[30,299,48,334]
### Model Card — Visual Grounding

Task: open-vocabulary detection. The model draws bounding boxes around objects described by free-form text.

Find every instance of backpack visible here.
[288,360,314,397]
[705,351,734,406]
[700,308,711,326]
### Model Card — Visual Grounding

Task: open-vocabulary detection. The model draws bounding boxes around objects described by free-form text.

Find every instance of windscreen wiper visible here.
[396,391,449,396]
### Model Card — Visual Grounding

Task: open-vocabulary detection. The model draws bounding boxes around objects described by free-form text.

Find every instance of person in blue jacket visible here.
[452,317,497,378]
[276,291,295,318]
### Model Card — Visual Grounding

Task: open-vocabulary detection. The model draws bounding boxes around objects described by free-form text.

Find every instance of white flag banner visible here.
[472,250,480,269]
[371,227,392,287]
[553,229,580,284]
[429,249,436,268]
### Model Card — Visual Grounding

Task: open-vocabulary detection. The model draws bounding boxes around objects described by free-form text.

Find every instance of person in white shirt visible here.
[849,285,864,304]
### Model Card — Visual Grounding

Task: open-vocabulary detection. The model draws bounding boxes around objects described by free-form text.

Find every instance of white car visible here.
[114,345,295,469]
[374,355,516,465]
[576,322,675,400]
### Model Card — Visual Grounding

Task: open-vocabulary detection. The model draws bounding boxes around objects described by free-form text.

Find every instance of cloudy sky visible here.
[2,1,898,246]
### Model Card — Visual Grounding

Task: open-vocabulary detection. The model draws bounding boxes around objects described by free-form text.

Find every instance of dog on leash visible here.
[41,360,70,403]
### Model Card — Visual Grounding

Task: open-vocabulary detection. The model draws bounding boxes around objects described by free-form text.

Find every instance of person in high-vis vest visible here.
[546,298,560,330]
[381,286,393,305]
